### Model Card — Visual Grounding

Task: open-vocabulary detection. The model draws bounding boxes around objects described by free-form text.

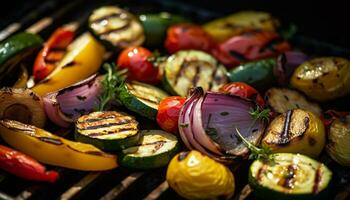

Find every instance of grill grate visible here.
[1,0,350,200]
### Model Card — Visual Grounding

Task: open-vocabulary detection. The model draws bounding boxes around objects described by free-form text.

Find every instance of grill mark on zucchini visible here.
[87,127,138,136]
[127,84,160,105]
[278,164,297,189]
[174,61,190,85]
[90,12,128,24]
[192,64,201,86]
[256,164,268,181]
[313,165,322,194]
[99,23,130,35]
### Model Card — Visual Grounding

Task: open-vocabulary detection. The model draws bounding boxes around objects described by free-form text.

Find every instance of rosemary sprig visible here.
[97,63,127,111]
[234,107,274,163]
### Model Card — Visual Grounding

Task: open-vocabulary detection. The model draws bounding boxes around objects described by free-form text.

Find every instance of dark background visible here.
[0,0,349,48]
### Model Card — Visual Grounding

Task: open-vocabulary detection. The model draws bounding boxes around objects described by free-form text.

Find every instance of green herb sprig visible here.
[97,63,127,111]
[235,107,274,163]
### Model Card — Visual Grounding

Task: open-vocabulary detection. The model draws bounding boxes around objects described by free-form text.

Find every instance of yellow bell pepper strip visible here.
[0,119,117,171]
[32,33,105,96]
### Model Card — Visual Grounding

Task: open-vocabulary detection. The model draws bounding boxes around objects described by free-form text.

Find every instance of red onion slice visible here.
[201,92,265,156]
[274,51,309,86]
[43,74,102,127]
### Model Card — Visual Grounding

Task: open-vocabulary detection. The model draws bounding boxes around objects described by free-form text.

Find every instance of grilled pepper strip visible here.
[32,33,105,96]
[33,27,75,82]
[0,119,117,171]
[0,145,59,182]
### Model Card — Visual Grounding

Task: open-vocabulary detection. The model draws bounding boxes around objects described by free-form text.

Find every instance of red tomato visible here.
[33,27,75,82]
[220,82,265,108]
[157,96,186,134]
[212,31,290,68]
[117,47,160,84]
[165,24,216,54]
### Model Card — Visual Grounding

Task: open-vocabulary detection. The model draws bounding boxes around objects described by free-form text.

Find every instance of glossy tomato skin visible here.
[165,24,216,54]
[212,31,290,68]
[157,96,186,134]
[117,47,160,84]
[220,82,265,108]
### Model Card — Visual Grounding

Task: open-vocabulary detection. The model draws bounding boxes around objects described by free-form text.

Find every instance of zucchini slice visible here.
[75,111,140,151]
[265,88,322,116]
[0,32,43,86]
[118,81,168,120]
[249,153,332,200]
[163,50,227,96]
[88,6,144,50]
[0,88,46,128]
[119,130,180,169]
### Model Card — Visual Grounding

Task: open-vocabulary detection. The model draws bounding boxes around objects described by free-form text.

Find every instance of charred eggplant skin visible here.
[262,109,325,158]
[249,153,332,200]
[291,57,350,101]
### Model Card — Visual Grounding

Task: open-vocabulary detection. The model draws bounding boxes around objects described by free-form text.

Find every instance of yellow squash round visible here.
[290,57,350,101]
[262,109,325,158]
[166,150,235,200]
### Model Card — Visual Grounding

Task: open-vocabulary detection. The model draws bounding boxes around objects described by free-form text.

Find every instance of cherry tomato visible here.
[212,31,290,68]
[165,23,216,54]
[157,96,186,134]
[33,27,75,82]
[117,47,160,84]
[219,82,265,108]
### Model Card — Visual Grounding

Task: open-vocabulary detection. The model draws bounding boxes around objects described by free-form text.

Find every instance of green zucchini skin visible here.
[228,58,276,91]
[118,81,168,120]
[139,12,189,47]
[88,6,144,50]
[248,153,332,200]
[0,32,43,86]
[75,111,140,151]
[162,50,227,96]
[119,130,180,170]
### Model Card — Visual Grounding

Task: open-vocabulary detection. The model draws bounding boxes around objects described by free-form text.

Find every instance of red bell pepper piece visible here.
[33,27,74,82]
[0,145,59,182]
[212,31,290,68]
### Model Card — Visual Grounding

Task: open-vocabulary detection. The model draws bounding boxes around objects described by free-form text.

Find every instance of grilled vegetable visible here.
[203,11,279,42]
[166,150,235,200]
[212,31,290,68]
[326,114,350,166]
[165,24,215,54]
[0,145,59,182]
[219,82,265,108]
[0,32,43,86]
[88,6,144,50]
[75,111,140,151]
[262,109,326,158]
[163,50,227,96]
[291,57,350,101]
[119,130,180,169]
[32,33,105,96]
[0,119,117,171]
[13,64,29,88]
[265,88,322,116]
[33,27,75,82]
[228,58,276,91]
[139,12,189,47]
[249,153,332,200]
[118,81,168,120]
[0,88,46,128]
[156,96,186,134]
[117,47,160,84]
